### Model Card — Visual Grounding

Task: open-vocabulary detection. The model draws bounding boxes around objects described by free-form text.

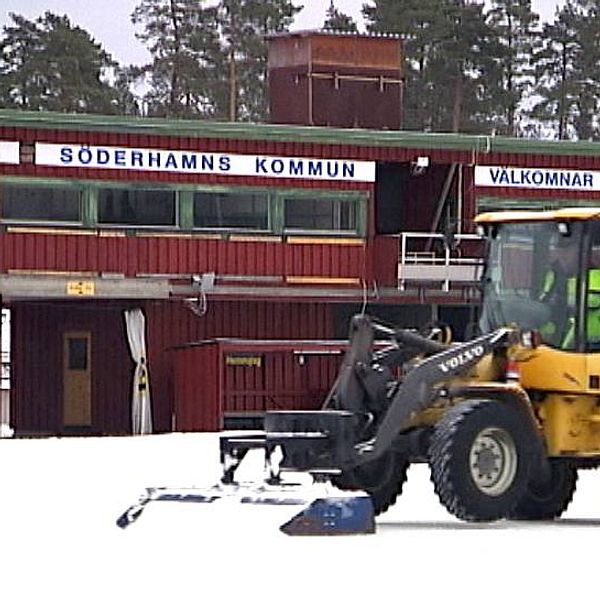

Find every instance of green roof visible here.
[1,108,599,157]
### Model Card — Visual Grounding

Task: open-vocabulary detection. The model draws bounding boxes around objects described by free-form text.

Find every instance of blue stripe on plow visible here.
[280,496,375,536]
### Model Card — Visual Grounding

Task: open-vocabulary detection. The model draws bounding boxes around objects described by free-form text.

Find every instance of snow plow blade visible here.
[116,487,221,529]
[280,495,375,536]
[116,484,375,535]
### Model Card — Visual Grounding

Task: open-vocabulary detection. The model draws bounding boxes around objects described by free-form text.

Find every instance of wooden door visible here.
[63,331,92,427]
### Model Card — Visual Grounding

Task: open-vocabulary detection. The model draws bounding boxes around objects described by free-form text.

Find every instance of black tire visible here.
[333,452,409,516]
[509,460,577,520]
[429,398,533,522]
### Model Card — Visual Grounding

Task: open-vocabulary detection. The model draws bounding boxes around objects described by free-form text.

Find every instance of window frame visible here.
[94,183,179,229]
[190,185,272,233]
[282,192,363,236]
[0,177,367,238]
[0,177,84,225]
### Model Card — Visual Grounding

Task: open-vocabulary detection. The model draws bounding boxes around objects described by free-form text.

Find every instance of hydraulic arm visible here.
[220,314,520,482]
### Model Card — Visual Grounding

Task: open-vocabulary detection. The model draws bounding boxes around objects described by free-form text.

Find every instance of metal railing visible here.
[397,232,484,292]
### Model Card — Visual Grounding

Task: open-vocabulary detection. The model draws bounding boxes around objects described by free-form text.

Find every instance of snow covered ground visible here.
[2,432,600,599]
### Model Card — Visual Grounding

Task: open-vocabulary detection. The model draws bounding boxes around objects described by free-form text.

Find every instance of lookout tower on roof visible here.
[267,30,404,130]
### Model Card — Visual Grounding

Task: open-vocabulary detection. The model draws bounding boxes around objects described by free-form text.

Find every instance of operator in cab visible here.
[538,234,579,348]
[479,216,600,352]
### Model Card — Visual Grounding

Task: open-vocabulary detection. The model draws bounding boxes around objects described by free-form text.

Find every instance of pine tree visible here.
[569,0,600,139]
[132,0,222,117]
[433,1,494,133]
[529,2,581,139]
[132,0,299,121]
[323,1,358,32]
[530,0,600,140]
[217,0,300,122]
[363,0,492,133]
[0,12,119,113]
[113,66,144,116]
[364,0,440,130]
[485,0,540,136]
[0,14,43,109]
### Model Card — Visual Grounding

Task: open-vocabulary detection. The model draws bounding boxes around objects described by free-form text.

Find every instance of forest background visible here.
[0,0,599,141]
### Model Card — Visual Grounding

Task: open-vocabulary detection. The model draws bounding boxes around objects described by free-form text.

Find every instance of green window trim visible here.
[179,190,194,230]
[82,187,97,227]
[0,177,367,238]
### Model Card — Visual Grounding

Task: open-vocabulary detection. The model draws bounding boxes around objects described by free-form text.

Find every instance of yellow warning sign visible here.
[67,281,96,296]
[225,355,262,367]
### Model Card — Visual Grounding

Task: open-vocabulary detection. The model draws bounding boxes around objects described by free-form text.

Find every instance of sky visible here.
[1,1,565,67]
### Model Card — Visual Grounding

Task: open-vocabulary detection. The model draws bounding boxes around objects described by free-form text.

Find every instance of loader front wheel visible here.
[509,460,577,520]
[333,452,409,516]
[429,399,532,522]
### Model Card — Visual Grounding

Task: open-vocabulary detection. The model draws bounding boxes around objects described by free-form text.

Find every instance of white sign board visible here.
[35,143,376,183]
[0,141,19,165]
[475,165,600,192]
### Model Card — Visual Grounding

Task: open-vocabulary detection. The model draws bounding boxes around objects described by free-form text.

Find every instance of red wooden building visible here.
[1,32,600,436]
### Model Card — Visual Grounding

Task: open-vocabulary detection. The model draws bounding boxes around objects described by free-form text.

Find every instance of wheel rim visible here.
[469,427,518,496]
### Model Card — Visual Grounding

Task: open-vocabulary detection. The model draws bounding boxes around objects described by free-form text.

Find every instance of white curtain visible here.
[124,308,153,435]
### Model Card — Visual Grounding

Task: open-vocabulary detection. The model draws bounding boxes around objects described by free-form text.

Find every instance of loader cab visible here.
[477,211,600,353]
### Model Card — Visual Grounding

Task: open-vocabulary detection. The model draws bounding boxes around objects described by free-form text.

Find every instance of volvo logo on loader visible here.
[438,345,485,374]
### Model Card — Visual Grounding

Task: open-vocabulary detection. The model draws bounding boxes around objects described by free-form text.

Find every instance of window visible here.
[0,179,364,236]
[284,196,357,232]
[479,221,584,350]
[0,183,80,222]
[375,162,406,234]
[68,338,88,370]
[193,191,269,230]
[98,188,175,226]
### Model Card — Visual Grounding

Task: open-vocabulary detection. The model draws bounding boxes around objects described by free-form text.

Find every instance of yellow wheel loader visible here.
[119,208,600,531]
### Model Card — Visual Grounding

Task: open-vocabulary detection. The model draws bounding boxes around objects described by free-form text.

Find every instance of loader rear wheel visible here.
[509,460,577,520]
[333,452,409,516]
[429,399,532,522]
